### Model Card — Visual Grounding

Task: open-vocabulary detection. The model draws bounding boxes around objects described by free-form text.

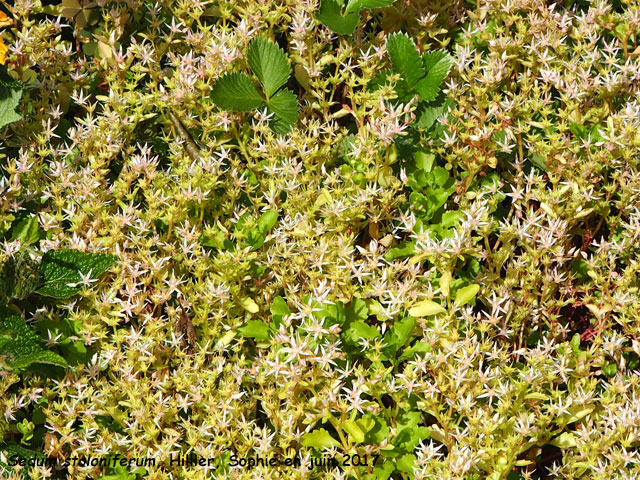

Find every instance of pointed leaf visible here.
[386,33,424,88]
[415,51,451,102]
[210,72,264,112]
[266,88,298,134]
[408,299,446,317]
[247,38,290,99]
[454,284,479,306]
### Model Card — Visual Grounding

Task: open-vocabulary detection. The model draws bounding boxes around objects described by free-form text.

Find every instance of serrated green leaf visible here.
[408,299,445,317]
[247,38,290,99]
[454,284,479,306]
[0,306,68,371]
[37,249,117,298]
[9,350,68,369]
[0,84,22,130]
[210,72,264,112]
[415,51,452,102]
[386,33,424,88]
[316,0,360,35]
[0,65,23,89]
[266,88,298,134]
[301,428,340,449]
[238,321,270,341]
[317,0,396,34]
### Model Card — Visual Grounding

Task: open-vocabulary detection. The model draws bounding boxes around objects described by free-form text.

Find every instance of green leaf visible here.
[454,284,479,306]
[398,341,430,361]
[549,432,577,449]
[300,428,340,449]
[386,33,424,88]
[257,209,279,232]
[247,38,290,99]
[384,316,414,355]
[266,88,298,134]
[343,320,380,345]
[415,94,454,131]
[570,333,581,355]
[316,0,360,35]
[602,362,617,378]
[270,296,290,330]
[238,321,271,341]
[343,419,365,443]
[345,0,395,14]
[210,72,264,112]
[271,296,291,318]
[0,306,68,370]
[408,299,445,317]
[346,297,369,324]
[37,249,117,299]
[372,460,395,480]
[10,216,41,245]
[0,84,23,130]
[365,414,390,443]
[245,210,279,249]
[415,51,452,102]
[238,297,259,313]
[396,454,416,474]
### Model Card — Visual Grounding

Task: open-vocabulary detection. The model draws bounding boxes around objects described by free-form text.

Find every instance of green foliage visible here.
[0,65,23,130]
[0,306,68,370]
[300,428,340,449]
[209,72,263,112]
[316,0,396,35]
[247,38,290,99]
[383,33,452,105]
[37,249,117,298]
[0,249,116,376]
[210,38,298,133]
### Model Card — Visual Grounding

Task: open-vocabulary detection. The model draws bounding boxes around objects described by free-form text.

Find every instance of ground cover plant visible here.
[0,0,640,478]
